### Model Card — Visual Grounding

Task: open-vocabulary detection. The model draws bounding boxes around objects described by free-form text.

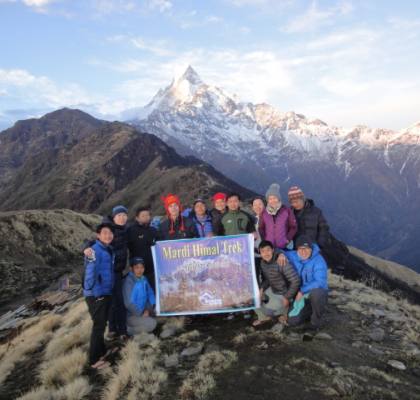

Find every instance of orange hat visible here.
[162,194,181,214]
[161,194,184,234]
[212,192,227,203]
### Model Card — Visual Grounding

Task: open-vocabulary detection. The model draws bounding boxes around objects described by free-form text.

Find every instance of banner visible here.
[152,234,260,316]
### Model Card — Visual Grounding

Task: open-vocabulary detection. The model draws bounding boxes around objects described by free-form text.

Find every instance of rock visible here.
[285,332,301,342]
[314,332,333,340]
[205,343,221,353]
[302,333,314,342]
[257,341,269,350]
[181,343,203,357]
[369,327,385,342]
[352,341,364,348]
[164,353,179,368]
[271,323,285,334]
[405,345,420,358]
[332,376,354,396]
[387,313,407,323]
[371,309,386,318]
[387,360,406,371]
[368,345,384,356]
[160,327,177,339]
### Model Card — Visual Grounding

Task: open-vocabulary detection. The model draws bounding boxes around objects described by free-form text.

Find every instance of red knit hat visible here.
[162,194,181,213]
[161,194,184,234]
[212,192,227,203]
[288,186,305,201]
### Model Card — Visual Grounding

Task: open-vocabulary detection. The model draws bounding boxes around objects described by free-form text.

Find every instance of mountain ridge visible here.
[128,66,420,272]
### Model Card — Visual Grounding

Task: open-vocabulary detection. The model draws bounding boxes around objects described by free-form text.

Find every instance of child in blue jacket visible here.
[123,257,157,335]
[286,235,328,330]
[83,223,115,370]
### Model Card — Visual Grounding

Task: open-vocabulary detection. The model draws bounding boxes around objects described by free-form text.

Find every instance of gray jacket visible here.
[260,254,301,301]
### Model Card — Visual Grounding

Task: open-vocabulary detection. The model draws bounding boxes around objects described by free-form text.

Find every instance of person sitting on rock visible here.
[220,193,256,236]
[286,235,328,331]
[158,194,199,240]
[259,183,297,251]
[84,205,129,342]
[127,206,158,291]
[210,192,228,236]
[182,198,214,238]
[123,257,157,335]
[83,223,115,370]
[287,186,331,249]
[253,240,301,327]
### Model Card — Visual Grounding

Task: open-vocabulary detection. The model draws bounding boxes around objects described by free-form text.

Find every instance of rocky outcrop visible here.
[0,209,100,310]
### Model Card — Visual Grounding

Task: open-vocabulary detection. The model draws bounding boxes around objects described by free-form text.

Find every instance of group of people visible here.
[83,183,331,369]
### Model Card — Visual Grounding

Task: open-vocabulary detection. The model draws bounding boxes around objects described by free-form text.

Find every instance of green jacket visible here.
[221,209,255,236]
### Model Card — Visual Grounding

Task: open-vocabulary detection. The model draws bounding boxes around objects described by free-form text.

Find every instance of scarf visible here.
[267,203,282,216]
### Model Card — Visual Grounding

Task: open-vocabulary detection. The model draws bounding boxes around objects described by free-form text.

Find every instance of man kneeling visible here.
[286,235,328,331]
[253,240,300,327]
[123,257,157,335]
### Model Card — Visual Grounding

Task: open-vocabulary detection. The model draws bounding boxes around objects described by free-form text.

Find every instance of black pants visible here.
[108,272,127,335]
[288,288,328,328]
[254,256,262,286]
[86,295,111,365]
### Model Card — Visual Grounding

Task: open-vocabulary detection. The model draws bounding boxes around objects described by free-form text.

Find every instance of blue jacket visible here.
[286,244,328,294]
[182,208,213,238]
[83,240,115,297]
[123,272,156,316]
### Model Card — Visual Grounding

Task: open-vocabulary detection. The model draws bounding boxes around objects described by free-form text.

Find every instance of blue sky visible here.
[1,0,420,130]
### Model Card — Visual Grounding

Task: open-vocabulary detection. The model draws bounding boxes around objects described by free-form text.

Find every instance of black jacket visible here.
[294,199,331,248]
[260,254,301,301]
[157,215,199,241]
[210,208,225,236]
[101,216,128,273]
[127,222,158,271]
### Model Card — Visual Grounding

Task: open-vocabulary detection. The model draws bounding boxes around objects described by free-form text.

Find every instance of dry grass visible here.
[358,366,401,385]
[232,333,247,345]
[161,316,185,331]
[43,317,91,360]
[40,347,87,386]
[179,350,238,399]
[16,387,53,400]
[60,299,88,329]
[54,377,91,400]
[17,377,91,400]
[0,314,62,386]
[177,330,200,344]
[102,339,167,400]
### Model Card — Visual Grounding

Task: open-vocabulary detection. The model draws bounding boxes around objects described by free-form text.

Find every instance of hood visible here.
[299,243,321,262]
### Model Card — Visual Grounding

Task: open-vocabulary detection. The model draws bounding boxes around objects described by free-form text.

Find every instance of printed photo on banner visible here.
[152,234,260,316]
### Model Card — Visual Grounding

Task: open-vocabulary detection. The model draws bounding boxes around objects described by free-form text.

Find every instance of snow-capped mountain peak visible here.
[128,66,419,187]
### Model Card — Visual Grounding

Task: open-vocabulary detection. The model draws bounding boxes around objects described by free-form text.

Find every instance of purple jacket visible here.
[259,206,297,249]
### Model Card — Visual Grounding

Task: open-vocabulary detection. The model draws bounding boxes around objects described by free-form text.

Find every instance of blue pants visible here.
[108,272,127,335]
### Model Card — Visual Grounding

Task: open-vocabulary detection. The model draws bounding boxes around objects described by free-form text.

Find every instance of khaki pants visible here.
[255,287,288,320]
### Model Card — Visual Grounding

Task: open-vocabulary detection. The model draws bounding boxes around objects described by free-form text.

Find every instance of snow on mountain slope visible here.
[128,66,420,272]
[130,66,418,177]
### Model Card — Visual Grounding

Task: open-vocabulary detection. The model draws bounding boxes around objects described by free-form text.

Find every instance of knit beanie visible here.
[161,194,185,234]
[265,183,281,201]
[288,186,305,202]
[112,205,128,217]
